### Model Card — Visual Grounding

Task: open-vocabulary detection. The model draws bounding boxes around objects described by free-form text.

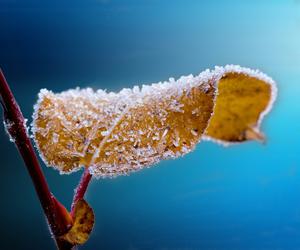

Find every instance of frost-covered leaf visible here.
[60,199,94,245]
[32,65,276,177]
[32,73,215,176]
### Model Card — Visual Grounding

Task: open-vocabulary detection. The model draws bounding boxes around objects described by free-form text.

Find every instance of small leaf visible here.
[60,199,94,245]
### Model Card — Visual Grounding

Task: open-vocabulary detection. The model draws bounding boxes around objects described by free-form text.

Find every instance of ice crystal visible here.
[3,120,15,142]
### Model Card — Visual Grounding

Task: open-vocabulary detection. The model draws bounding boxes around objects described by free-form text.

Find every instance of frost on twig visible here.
[31,65,277,178]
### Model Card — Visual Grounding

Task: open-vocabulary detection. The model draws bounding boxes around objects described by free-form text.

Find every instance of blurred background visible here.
[0,0,299,249]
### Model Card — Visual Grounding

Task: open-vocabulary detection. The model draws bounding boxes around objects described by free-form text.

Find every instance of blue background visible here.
[0,0,299,249]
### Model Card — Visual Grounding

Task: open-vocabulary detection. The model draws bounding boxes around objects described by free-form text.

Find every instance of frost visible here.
[3,120,15,142]
[101,131,109,136]
[52,133,59,143]
[162,128,169,138]
[191,129,198,136]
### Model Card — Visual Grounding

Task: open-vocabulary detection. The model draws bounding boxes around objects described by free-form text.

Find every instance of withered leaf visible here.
[60,199,94,245]
[32,65,276,177]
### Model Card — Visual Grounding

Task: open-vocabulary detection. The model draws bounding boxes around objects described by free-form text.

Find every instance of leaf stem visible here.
[71,168,92,215]
[0,69,72,249]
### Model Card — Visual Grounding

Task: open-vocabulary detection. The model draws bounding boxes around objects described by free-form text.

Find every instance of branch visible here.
[0,69,72,249]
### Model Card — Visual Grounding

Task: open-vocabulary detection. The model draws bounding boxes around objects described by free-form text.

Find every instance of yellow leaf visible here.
[204,66,277,144]
[60,199,94,245]
[32,65,276,177]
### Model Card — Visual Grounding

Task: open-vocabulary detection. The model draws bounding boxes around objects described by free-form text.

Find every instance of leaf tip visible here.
[245,127,266,143]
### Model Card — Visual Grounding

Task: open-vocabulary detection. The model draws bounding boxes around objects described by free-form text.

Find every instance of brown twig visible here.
[0,69,73,249]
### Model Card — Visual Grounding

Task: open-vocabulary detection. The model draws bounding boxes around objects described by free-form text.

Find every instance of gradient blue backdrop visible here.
[0,0,299,249]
